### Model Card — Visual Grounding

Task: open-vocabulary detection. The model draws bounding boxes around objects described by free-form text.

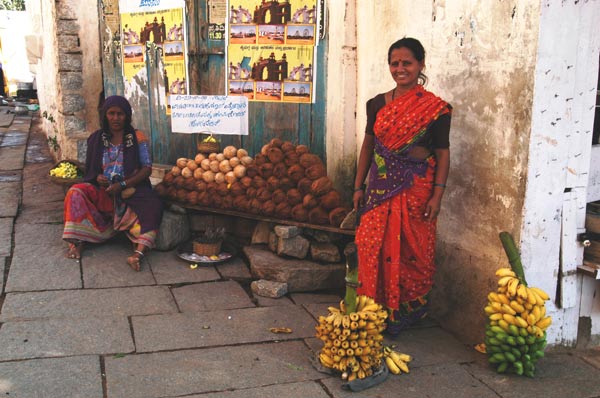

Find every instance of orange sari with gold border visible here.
[356,85,450,330]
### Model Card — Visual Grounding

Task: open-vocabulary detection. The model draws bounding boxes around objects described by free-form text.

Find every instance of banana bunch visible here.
[50,161,81,179]
[315,295,388,381]
[484,267,551,377]
[202,135,218,143]
[383,346,412,375]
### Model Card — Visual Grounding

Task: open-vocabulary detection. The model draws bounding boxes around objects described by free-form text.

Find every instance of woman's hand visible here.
[96,174,109,187]
[353,189,364,211]
[105,182,123,197]
[424,196,442,221]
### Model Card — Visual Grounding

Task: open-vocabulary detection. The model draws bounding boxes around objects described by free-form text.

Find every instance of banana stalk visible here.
[343,243,359,314]
[499,232,527,286]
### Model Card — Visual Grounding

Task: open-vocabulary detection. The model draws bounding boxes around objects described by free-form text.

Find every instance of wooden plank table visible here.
[167,201,356,236]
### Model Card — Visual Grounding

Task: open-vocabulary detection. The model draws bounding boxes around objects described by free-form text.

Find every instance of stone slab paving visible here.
[216,256,252,280]
[0,286,178,321]
[0,145,26,170]
[255,295,295,307]
[186,381,331,398]
[149,248,221,285]
[22,162,66,206]
[0,181,20,217]
[323,362,499,398]
[0,170,21,182]
[303,303,334,321]
[380,324,478,368]
[465,352,600,398]
[172,280,255,312]
[0,257,5,296]
[132,305,317,352]
[15,204,64,225]
[0,217,13,257]
[0,316,134,360]
[104,341,323,398]
[0,356,103,398]
[5,222,82,292]
[290,292,343,305]
[1,131,29,146]
[83,237,157,288]
[580,348,600,368]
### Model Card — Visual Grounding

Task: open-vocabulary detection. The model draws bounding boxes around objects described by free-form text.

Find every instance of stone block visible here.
[251,221,273,244]
[60,72,83,91]
[268,231,278,252]
[154,209,190,251]
[310,242,341,263]
[57,20,80,35]
[245,245,345,292]
[274,225,300,238]
[58,35,80,53]
[56,2,77,19]
[59,53,82,71]
[62,94,85,113]
[251,279,288,298]
[64,115,86,134]
[304,229,333,243]
[277,234,309,259]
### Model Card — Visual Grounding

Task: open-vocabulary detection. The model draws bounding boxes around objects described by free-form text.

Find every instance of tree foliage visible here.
[0,0,25,11]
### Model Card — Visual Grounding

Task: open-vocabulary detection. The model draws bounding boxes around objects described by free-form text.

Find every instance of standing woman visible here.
[63,95,163,271]
[353,38,452,335]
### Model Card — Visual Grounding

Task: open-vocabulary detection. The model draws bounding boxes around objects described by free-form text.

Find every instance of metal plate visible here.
[176,240,236,265]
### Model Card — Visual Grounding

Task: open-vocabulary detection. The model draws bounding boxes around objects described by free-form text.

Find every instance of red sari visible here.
[356,85,450,332]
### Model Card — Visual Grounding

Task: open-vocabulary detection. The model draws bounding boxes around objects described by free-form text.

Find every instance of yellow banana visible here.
[502,313,517,325]
[531,305,541,324]
[498,276,516,287]
[361,303,380,313]
[498,319,511,332]
[495,268,516,277]
[484,305,496,315]
[489,313,503,321]
[490,302,503,312]
[340,300,347,314]
[517,284,529,301]
[536,316,552,330]
[389,351,411,372]
[501,303,517,316]
[342,315,351,329]
[319,353,334,367]
[509,300,525,314]
[540,305,546,319]
[529,286,550,301]
[507,278,520,297]
[527,288,545,306]
[355,295,366,312]
[385,356,401,374]
[514,316,529,328]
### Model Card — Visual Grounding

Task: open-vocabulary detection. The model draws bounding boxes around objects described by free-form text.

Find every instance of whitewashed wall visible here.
[521,2,600,346]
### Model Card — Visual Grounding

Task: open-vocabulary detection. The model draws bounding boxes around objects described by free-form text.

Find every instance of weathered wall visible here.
[520,2,600,346]
[351,0,541,344]
[28,0,103,161]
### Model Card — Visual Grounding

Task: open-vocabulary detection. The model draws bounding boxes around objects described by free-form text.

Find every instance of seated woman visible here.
[62,95,163,271]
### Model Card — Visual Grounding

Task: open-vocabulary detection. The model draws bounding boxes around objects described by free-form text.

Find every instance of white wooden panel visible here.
[586,146,600,203]
[561,191,579,308]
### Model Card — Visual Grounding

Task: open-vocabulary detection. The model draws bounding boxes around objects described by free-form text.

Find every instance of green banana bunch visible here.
[50,161,81,179]
[483,267,551,377]
[315,295,388,381]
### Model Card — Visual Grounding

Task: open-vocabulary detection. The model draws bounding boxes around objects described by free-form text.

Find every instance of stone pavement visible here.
[0,112,600,398]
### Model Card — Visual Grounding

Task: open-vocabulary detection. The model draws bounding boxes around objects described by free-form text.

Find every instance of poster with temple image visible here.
[227,0,318,103]
[119,0,188,115]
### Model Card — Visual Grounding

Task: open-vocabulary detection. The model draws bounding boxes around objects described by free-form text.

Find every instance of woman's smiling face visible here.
[389,47,424,91]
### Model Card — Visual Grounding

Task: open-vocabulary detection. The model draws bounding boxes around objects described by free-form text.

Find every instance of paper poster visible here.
[171,95,249,135]
[227,0,318,103]
[119,0,188,114]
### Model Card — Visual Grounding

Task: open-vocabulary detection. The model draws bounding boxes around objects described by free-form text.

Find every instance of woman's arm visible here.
[424,148,449,221]
[353,134,375,210]
[105,166,152,196]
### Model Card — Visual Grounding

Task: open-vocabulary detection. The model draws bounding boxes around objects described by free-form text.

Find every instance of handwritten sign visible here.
[170,95,249,135]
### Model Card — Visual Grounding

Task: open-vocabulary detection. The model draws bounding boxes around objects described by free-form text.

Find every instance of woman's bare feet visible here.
[126,249,145,271]
[66,241,83,259]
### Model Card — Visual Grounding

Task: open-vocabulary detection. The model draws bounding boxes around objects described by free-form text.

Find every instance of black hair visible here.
[387,37,428,85]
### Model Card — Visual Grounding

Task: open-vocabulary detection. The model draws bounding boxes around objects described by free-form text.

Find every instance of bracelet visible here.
[120,181,127,189]
[433,183,446,188]
[353,184,366,192]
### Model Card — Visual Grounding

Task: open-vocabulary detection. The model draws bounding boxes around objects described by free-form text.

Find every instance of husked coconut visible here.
[216,153,225,162]
[202,170,215,183]
[171,166,182,176]
[186,159,198,171]
[229,156,240,167]
[200,158,211,171]
[237,148,248,159]
[181,167,193,178]
[214,172,225,184]
[176,158,188,168]
[223,145,237,159]
[194,153,206,164]
[219,159,232,173]
[209,159,220,173]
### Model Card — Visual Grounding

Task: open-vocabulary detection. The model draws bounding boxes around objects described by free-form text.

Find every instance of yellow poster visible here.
[120,1,187,114]
[227,0,317,103]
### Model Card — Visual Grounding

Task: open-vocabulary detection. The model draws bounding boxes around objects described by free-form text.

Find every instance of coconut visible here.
[176,157,188,168]
[229,156,241,168]
[223,145,237,159]
[194,153,206,164]
[181,167,193,178]
[200,158,211,171]
[171,166,182,176]
[237,148,248,159]
[187,159,198,171]
[202,170,215,183]
[225,171,237,184]
[219,159,232,173]
[209,160,220,173]
[233,164,247,179]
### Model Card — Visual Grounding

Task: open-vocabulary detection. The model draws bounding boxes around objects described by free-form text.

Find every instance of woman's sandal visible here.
[66,241,83,259]
[127,250,144,272]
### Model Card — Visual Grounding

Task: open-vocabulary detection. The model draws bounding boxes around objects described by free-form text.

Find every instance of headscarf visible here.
[102,95,132,118]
